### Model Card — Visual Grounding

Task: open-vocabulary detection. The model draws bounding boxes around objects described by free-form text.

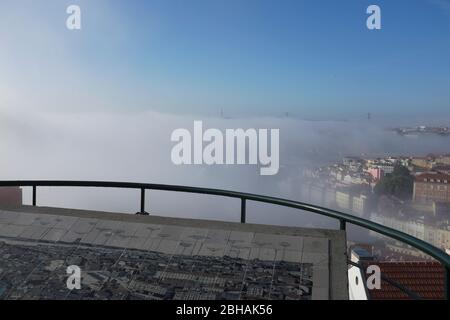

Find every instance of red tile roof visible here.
[363,261,445,300]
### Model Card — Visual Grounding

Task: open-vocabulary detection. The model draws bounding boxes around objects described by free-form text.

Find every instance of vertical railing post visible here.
[140,188,146,215]
[339,219,346,231]
[32,185,36,206]
[241,198,246,223]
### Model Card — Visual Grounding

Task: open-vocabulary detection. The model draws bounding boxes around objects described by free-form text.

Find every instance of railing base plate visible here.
[135,211,150,216]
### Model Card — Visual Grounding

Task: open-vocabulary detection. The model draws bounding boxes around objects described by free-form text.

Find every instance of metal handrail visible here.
[0,180,449,299]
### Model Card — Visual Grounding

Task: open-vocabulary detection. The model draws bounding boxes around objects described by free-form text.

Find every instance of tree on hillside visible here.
[374,165,414,200]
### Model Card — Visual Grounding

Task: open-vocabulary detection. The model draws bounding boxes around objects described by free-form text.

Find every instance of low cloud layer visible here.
[2,108,450,237]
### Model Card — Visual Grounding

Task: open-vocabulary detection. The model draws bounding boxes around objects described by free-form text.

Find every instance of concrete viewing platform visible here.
[0,205,348,300]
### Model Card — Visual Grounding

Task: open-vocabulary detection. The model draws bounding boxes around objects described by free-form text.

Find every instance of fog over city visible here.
[2,1,450,303]
[2,106,450,241]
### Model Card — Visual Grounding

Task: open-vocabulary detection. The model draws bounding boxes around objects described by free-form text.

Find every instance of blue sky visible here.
[1,0,450,119]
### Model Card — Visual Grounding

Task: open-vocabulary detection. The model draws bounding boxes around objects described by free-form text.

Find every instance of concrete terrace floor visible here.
[0,205,348,300]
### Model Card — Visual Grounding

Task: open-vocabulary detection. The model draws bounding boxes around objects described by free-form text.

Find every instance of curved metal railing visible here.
[0,180,449,299]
